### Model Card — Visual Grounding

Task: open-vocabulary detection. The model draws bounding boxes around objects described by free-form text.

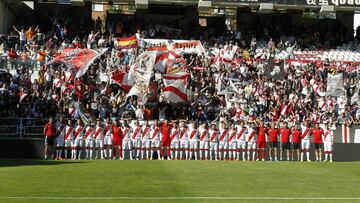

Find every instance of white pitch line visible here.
[0,197,360,200]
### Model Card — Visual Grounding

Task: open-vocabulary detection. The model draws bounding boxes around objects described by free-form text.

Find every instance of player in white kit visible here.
[103,118,113,159]
[218,121,229,160]
[198,123,209,160]
[323,123,334,163]
[246,122,257,161]
[188,122,198,160]
[228,122,237,160]
[209,123,219,160]
[84,120,95,160]
[179,120,189,160]
[73,119,84,160]
[55,117,66,160]
[64,119,74,160]
[150,120,161,160]
[236,120,247,161]
[131,120,142,160]
[122,120,133,160]
[170,121,180,160]
[141,120,151,160]
[94,119,104,159]
[300,121,311,162]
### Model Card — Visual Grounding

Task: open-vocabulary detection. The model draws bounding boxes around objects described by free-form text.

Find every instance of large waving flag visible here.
[163,72,190,86]
[73,101,90,125]
[46,48,107,78]
[111,70,134,92]
[114,35,137,50]
[162,81,188,103]
[154,50,185,73]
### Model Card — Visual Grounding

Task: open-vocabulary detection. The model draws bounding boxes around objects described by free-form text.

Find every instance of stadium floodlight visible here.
[319,5,335,16]
[258,3,273,14]
[135,0,148,9]
[70,0,84,6]
[198,0,211,10]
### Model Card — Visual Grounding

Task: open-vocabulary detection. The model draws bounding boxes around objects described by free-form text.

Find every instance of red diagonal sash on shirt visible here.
[320,101,327,110]
[229,131,236,141]
[170,130,178,141]
[189,130,197,140]
[210,131,217,142]
[200,129,208,141]
[301,128,309,139]
[123,127,130,138]
[85,127,93,139]
[151,127,160,140]
[55,80,61,88]
[94,127,102,139]
[142,127,150,138]
[104,125,111,136]
[220,130,228,141]
[237,128,245,139]
[179,128,187,139]
[65,127,73,139]
[132,127,141,139]
[74,126,83,139]
[248,131,255,142]
[324,130,330,139]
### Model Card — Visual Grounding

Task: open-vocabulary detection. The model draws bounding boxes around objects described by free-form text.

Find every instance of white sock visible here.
[306,152,310,160]
[151,149,154,158]
[214,150,218,159]
[301,152,304,161]
[330,154,333,161]
[252,151,256,160]
[175,150,178,159]
[205,150,208,159]
[186,150,189,159]
[195,151,198,160]
[109,149,113,159]
[180,150,183,159]
[90,149,93,159]
[86,149,89,158]
[104,149,108,158]
[78,150,82,159]
[157,150,160,158]
[101,150,104,159]
[130,150,133,159]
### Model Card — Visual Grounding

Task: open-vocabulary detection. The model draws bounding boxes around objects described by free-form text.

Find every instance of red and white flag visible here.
[342,124,351,144]
[18,92,28,103]
[163,72,190,86]
[154,50,184,73]
[111,70,134,92]
[162,81,188,103]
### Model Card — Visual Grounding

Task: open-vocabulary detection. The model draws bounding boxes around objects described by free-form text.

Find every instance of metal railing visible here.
[0,118,47,138]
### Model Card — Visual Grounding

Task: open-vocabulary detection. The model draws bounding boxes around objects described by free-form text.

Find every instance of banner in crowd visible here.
[154,50,186,73]
[264,57,285,80]
[73,101,89,125]
[46,48,107,78]
[162,81,188,103]
[326,73,344,97]
[114,35,137,50]
[144,39,205,55]
[111,70,134,92]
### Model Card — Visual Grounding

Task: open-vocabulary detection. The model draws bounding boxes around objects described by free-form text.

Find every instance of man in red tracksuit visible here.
[312,124,324,162]
[267,122,279,161]
[279,123,291,161]
[161,120,171,160]
[257,121,267,161]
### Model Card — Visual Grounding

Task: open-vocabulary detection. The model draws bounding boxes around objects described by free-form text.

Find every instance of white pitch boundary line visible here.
[0,197,360,200]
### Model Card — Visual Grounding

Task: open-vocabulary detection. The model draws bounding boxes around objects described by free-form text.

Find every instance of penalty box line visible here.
[0,197,360,200]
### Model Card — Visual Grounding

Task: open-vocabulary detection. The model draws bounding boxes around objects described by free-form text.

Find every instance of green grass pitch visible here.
[0,160,359,203]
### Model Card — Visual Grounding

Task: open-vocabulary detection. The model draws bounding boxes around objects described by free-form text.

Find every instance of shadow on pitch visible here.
[0,159,86,167]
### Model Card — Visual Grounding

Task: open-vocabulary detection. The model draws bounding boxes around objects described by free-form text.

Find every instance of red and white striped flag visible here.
[111,70,134,92]
[342,124,351,144]
[162,81,188,103]
[163,72,190,87]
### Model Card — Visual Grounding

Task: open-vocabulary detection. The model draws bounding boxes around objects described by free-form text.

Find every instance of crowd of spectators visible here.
[0,16,359,129]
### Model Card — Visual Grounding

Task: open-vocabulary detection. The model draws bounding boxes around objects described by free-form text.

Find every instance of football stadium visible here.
[0,0,360,202]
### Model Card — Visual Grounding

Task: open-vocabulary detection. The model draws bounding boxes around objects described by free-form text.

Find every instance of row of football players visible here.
[53,118,335,162]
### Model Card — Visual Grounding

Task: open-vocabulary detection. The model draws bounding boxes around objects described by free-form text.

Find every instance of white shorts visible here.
[142,140,151,148]
[229,141,237,150]
[56,137,64,147]
[237,141,246,149]
[180,140,189,149]
[64,139,73,148]
[219,141,229,150]
[151,140,161,148]
[301,139,310,150]
[189,140,198,149]
[199,141,209,149]
[247,142,256,150]
[74,139,84,148]
[85,139,95,148]
[170,141,179,149]
[123,140,132,150]
[209,142,218,150]
[95,139,104,148]
[324,142,333,152]
[132,140,141,148]
[104,136,112,145]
